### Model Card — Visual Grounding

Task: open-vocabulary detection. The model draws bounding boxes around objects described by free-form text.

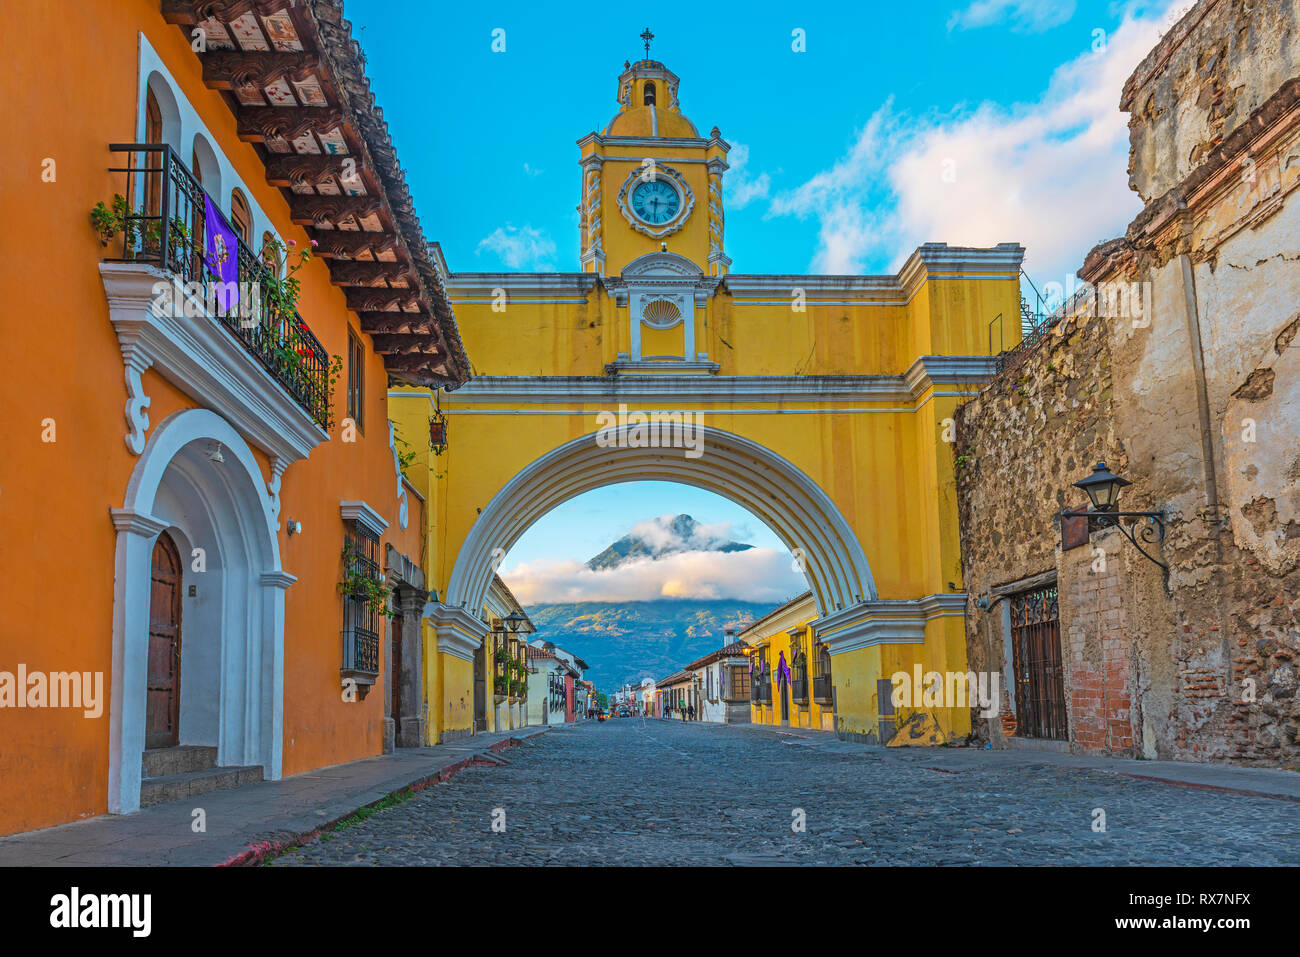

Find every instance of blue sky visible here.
[350,0,1179,601]
[350,0,1175,289]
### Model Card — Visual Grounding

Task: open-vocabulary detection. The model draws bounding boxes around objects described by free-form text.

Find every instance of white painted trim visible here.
[439,356,997,405]
[109,409,286,814]
[816,593,968,655]
[100,262,329,467]
[444,425,877,619]
[423,601,489,662]
[339,500,390,537]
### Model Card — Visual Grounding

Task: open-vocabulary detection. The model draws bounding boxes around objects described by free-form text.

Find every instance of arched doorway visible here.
[110,409,290,813]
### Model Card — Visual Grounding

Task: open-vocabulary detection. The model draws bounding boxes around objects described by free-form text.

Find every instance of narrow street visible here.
[271,720,1300,866]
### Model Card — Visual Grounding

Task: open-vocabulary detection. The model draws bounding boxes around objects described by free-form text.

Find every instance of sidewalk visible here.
[0,727,551,866]
[735,722,1300,801]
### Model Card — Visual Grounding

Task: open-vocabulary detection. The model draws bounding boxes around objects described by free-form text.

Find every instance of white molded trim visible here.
[340,500,390,538]
[440,356,997,405]
[423,601,489,661]
[109,408,286,814]
[99,262,329,467]
[816,593,968,655]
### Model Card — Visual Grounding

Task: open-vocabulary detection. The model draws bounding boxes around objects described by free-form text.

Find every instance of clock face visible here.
[630,179,681,225]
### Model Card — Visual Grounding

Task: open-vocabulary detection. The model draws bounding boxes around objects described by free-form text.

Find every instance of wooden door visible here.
[146,532,182,749]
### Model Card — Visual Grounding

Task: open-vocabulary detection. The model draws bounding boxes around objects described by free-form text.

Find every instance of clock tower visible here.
[577,37,731,280]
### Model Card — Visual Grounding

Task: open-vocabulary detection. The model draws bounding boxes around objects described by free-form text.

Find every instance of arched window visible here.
[229,189,252,246]
[643,81,656,106]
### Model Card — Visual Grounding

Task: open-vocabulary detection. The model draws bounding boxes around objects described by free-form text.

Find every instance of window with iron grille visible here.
[341,522,381,679]
[812,641,834,703]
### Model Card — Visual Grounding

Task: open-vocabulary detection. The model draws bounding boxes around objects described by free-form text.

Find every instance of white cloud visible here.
[724,143,771,210]
[476,224,556,270]
[523,162,543,177]
[501,547,806,604]
[766,4,1175,284]
[948,0,1077,33]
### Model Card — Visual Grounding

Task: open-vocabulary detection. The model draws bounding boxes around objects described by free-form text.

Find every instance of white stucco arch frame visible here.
[108,409,293,814]
[444,426,878,621]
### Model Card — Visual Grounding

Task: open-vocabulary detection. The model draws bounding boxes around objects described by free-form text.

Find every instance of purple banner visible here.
[203,194,239,314]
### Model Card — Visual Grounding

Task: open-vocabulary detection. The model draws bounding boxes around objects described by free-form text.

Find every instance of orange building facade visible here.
[0,0,467,835]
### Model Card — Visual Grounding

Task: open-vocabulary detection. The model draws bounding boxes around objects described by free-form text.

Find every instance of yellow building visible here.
[391,48,1022,747]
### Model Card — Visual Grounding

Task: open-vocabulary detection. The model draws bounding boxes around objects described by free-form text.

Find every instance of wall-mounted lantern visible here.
[429,409,448,455]
[1065,461,1167,570]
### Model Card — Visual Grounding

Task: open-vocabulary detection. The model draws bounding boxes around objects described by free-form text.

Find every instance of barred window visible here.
[342,521,381,676]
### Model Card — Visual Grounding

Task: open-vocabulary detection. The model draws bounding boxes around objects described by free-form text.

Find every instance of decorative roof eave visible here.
[162,0,470,391]
[298,0,470,388]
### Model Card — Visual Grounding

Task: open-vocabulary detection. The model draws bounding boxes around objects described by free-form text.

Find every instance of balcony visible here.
[100,145,332,459]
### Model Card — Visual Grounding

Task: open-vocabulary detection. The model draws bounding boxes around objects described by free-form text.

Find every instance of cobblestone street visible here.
[272,720,1300,866]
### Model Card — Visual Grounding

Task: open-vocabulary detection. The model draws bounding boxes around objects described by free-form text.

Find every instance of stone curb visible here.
[219,729,550,867]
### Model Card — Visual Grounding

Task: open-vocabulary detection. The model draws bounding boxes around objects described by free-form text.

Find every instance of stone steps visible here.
[141,746,262,807]
[142,745,217,778]
[140,764,264,807]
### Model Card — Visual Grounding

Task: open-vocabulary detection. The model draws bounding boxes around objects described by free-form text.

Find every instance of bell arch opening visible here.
[444,425,876,621]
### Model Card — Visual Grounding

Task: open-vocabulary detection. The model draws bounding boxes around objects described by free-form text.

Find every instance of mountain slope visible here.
[526,599,775,691]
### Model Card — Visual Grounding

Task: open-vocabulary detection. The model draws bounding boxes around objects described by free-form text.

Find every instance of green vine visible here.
[337,541,396,618]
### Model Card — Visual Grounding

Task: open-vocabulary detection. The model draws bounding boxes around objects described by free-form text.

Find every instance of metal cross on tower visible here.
[640,28,654,60]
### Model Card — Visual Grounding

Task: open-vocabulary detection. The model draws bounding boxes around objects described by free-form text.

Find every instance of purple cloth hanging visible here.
[777,651,791,686]
[204,194,239,314]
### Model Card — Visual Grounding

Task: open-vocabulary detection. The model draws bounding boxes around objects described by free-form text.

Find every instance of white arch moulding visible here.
[443,425,878,626]
[108,408,292,814]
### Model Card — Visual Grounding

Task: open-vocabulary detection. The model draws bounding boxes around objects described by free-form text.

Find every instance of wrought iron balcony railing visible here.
[105,144,331,430]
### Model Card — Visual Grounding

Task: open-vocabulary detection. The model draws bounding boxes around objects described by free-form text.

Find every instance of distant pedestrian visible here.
[688,704,696,721]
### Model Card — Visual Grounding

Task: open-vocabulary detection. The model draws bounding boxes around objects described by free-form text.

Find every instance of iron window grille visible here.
[341,522,382,684]
[812,643,834,704]
[105,144,331,429]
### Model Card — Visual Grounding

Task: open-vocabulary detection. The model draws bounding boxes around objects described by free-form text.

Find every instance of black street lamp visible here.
[1065,462,1167,570]
[503,609,528,634]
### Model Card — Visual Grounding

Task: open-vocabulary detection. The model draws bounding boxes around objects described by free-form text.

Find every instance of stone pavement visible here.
[273,719,1300,866]
[0,727,549,866]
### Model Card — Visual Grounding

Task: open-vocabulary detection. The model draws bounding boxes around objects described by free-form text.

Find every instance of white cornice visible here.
[423,601,490,660]
[816,593,968,655]
[441,356,996,406]
[339,500,389,538]
[447,273,600,305]
[578,133,723,150]
[99,263,328,465]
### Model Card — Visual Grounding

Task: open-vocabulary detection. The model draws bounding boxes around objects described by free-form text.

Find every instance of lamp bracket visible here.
[1064,509,1168,571]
